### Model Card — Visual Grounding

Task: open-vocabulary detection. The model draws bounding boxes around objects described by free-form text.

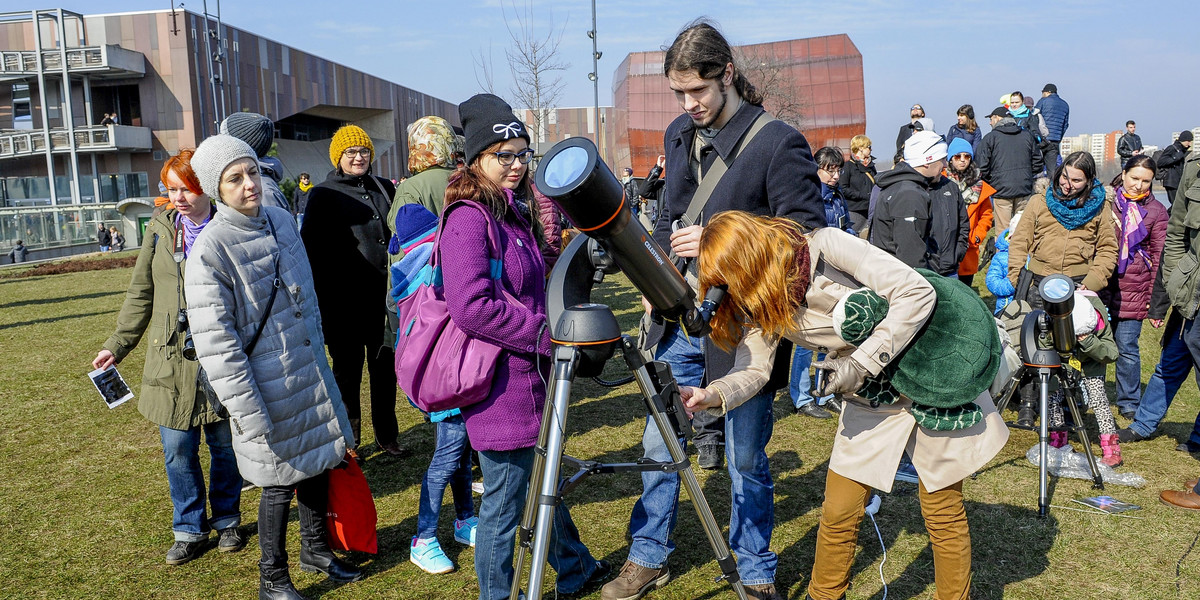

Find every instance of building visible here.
[0,8,456,261]
[512,105,617,167]
[612,33,866,175]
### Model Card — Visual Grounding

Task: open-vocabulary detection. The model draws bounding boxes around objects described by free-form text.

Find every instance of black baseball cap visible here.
[1042,83,1057,93]
[988,106,1010,118]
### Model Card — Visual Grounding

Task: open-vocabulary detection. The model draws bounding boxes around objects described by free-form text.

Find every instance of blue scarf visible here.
[1045,180,1106,231]
[1009,105,1030,119]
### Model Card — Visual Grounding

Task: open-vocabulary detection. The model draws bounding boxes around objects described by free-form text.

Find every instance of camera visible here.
[177,309,197,361]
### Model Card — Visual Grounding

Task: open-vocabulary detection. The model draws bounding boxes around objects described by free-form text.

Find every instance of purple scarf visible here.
[175,207,213,258]
[1113,186,1149,274]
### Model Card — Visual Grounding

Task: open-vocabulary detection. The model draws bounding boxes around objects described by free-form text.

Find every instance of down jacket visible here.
[186,203,354,488]
[102,208,223,431]
[1033,93,1070,142]
[977,118,1043,198]
[1101,194,1168,320]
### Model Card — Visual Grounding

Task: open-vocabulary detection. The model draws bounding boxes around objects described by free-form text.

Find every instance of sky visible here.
[43,1,1200,150]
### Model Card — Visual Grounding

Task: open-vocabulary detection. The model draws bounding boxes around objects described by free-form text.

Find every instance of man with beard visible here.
[602,19,823,600]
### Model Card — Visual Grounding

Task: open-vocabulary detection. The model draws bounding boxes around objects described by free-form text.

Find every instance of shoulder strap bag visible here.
[394,200,526,413]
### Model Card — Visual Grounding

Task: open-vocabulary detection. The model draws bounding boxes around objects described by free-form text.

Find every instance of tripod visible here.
[993,308,1104,516]
[508,237,747,600]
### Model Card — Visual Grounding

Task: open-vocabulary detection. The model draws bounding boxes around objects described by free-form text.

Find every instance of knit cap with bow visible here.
[459,93,530,165]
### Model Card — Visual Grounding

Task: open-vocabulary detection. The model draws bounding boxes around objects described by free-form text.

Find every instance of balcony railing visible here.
[0,125,153,159]
[0,44,145,78]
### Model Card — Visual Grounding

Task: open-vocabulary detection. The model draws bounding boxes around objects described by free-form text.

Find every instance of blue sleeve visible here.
[985,250,1015,297]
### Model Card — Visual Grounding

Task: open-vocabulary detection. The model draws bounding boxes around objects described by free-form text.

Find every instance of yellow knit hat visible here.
[329,125,374,167]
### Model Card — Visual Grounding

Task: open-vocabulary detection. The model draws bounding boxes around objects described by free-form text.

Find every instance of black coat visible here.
[871,162,969,275]
[650,101,824,389]
[977,120,1043,198]
[1158,141,1189,190]
[839,157,877,214]
[301,170,395,343]
[895,123,918,162]
[1117,132,1143,162]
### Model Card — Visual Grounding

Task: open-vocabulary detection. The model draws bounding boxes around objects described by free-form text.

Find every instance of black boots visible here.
[259,576,307,600]
[299,544,364,582]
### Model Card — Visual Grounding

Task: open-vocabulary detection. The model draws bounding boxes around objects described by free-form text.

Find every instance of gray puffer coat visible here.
[185,203,354,487]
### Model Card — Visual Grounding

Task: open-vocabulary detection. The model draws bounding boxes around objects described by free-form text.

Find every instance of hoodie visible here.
[871,162,968,275]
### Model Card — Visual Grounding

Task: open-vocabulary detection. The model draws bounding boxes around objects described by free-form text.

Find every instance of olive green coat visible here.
[102,209,223,430]
[1162,155,1200,318]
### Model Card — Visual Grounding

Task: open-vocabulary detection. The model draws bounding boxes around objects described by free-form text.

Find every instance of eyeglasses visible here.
[952,153,972,161]
[821,166,842,176]
[492,149,534,166]
[342,148,371,158]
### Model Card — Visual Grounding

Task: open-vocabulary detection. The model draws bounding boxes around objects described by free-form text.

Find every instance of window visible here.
[12,84,32,130]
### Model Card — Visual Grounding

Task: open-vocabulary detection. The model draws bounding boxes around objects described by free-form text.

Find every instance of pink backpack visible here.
[393,200,520,413]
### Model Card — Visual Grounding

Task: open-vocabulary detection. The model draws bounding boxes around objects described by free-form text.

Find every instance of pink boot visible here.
[1100,433,1123,467]
[1049,431,1069,448]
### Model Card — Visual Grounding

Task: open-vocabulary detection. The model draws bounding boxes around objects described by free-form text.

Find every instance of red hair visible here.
[160,149,203,196]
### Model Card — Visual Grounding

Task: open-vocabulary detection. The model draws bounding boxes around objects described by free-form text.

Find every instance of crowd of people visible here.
[87,16,1200,600]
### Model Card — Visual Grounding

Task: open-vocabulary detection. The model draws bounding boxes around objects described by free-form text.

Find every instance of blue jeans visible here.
[159,422,242,542]
[475,447,598,600]
[627,325,777,585]
[417,415,474,539]
[1129,318,1200,438]
[789,346,832,409]
[1112,317,1145,414]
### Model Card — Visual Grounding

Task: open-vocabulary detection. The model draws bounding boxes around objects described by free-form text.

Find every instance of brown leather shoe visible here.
[600,560,669,600]
[745,583,783,600]
[1160,489,1200,511]
[380,441,407,457]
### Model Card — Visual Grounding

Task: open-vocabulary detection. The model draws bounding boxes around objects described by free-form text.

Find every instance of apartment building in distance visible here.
[0,8,456,261]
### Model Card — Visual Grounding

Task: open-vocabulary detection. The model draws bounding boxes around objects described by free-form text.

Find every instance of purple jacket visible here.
[1102,197,1168,320]
[440,190,552,451]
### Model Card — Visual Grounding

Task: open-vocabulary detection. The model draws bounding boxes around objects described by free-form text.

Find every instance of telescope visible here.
[506,137,747,600]
[996,273,1103,517]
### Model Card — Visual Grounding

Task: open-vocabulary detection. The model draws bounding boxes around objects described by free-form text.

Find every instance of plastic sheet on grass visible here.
[1025,444,1146,487]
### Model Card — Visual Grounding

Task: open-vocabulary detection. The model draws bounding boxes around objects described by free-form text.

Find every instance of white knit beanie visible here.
[903,130,948,167]
[192,134,257,201]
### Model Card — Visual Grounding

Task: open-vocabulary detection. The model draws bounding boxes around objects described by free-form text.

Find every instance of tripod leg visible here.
[1063,381,1105,489]
[522,347,578,600]
[510,373,562,599]
[993,365,1025,415]
[1037,370,1050,517]
[634,368,748,600]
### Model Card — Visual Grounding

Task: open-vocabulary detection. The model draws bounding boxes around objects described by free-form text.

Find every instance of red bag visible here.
[326,455,378,554]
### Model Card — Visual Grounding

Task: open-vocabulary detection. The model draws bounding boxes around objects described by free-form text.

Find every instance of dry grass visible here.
[1,267,1198,599]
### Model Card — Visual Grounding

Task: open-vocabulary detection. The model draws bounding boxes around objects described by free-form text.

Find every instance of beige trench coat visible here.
[705,228,1009,492]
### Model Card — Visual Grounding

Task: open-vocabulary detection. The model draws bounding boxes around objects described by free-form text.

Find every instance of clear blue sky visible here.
[38,1,1200,148]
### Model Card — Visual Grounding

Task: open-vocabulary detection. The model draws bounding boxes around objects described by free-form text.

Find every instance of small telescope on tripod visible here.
[507,137,748,600]
[993,274,1104,517]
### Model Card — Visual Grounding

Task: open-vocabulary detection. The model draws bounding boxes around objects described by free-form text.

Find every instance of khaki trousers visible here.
[808,470,972,600]
[991,195,1028,234]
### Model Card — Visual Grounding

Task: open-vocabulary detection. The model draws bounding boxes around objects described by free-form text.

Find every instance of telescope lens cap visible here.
[542,146,589,188]
[1039,275,1074,303]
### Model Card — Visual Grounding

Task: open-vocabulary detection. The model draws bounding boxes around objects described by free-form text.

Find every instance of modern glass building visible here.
[612,33,866,175]
[0,8,456,261]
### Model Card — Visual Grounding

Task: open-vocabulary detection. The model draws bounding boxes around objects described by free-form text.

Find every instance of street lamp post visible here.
[587,0,601,154]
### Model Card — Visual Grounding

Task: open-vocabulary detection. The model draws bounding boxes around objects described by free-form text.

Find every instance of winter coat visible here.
[257,158,292,212]
[1034,93,1069,142]
[393,165,454,216]
[954,175,994,277]
[870,162,968,276]
[1160,156,1200,318]
[1117,133,1143,162]
[185,203,354,488]
[534,185,563,265]
[945,125,982,157]
[301,170,395,344]
[439,191,550,452]
[8,242,27,263]
[649,100,825,390]
[1101,196,1168,319]
[1008,185,1118,292]
[98,228,111,246]
[986,228,1017,314]
[839,156,877,215]
[1158,141,1190,190]
[821,182,855,234]
[895,122,919,161]
[292,185,313,216]
[977,119,1043,198]
[702,228,1008,493]
[102,209,223,430]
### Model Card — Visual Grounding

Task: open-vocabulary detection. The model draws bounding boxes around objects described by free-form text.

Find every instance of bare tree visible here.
[472,43,498,96]
[502,0,570,154]
[736,46,806,131]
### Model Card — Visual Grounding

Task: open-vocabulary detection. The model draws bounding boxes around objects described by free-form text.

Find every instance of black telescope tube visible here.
[1038,274,1077,355]
[535,137,695,321]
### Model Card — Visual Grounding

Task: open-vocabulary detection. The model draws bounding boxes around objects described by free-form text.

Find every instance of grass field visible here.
[2,255,1199,599]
